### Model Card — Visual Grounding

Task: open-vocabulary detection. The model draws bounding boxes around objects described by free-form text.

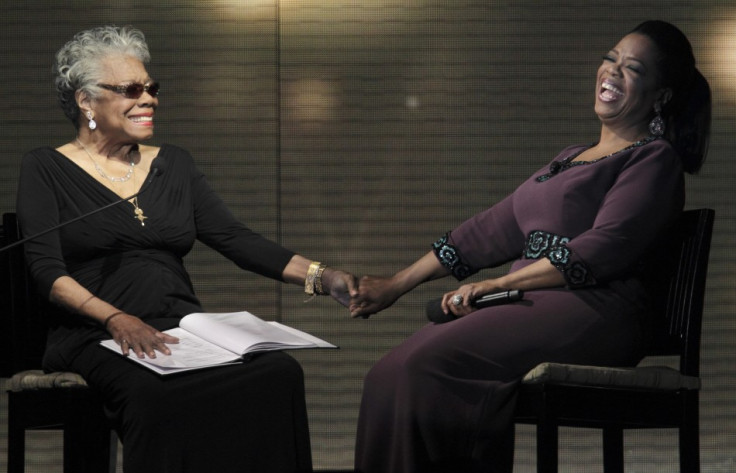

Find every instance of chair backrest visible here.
[0,215,10,375]
[642,208,714,378]
[0,212,48,377]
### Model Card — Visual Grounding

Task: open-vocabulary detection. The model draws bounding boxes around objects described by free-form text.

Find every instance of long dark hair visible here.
[631,20,711,174]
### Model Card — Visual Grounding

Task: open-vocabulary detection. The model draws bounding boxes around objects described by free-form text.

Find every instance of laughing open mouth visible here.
[600,81,624,101]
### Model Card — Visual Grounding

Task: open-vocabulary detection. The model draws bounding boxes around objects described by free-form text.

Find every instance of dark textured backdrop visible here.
[0,1,733,471]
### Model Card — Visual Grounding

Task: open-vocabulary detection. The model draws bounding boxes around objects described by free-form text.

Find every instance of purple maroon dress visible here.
[354,137,685,473]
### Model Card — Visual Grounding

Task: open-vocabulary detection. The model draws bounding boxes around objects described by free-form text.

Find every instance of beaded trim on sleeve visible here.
[432,234,473,280]
[523,230,595,287]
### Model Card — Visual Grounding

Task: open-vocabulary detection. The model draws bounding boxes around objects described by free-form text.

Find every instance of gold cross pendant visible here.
[134,207,147,226]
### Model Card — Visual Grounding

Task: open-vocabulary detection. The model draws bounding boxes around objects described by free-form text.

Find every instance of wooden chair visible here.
[1,212,117,473]
[514,208,714,473]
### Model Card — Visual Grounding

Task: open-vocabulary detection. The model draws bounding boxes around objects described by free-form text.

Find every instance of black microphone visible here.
[549,161,562,175]
[425,289,524,324]
[0,164,164,254]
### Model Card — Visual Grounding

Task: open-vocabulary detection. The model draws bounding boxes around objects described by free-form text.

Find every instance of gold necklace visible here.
[132,199,147,226]
[76,138,147,226]
[130,159,147,226]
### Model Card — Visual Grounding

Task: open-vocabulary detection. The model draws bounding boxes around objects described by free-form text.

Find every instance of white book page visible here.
[180,311,334,355]
[267,321,336,348]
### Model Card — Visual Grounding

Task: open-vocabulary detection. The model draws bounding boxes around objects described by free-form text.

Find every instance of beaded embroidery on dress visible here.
[536,136,659,182]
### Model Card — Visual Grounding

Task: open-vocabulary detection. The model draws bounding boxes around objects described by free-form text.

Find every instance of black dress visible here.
[16,145,312,473]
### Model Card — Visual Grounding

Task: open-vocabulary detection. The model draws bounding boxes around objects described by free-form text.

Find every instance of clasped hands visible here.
[107,269,491,359]
[349,275,499,320]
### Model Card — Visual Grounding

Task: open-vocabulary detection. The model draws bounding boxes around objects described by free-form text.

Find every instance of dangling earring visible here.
[86,111,97,130]
[648,103,665,137]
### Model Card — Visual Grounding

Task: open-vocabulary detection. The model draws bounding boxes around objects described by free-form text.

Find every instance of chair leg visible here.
[602,427,624,473]
[7,427,26,473]
[108,432,120,473]
[680,392,700,473]
[679,427,700,473]
[536,421,558,473]
[7,395,26,473]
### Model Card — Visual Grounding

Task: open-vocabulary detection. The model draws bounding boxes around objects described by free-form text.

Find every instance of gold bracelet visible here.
[314,264,327,295]
[103,311,124,329]
[305,261,321,296]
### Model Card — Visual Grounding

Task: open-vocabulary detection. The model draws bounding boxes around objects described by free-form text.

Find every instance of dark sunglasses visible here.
[97,81,160,99]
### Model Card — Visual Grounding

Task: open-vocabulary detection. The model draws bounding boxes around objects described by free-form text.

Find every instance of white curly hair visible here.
[54,25,151,128]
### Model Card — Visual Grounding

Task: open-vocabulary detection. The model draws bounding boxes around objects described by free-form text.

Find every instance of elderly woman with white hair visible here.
[17,25,356,473]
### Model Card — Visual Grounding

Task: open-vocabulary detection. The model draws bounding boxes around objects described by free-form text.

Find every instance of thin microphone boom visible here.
[0,166,162,254]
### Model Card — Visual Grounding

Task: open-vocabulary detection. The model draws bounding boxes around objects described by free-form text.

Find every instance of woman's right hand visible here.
[321,267,359,308]
[350,275,403,318]
[351,251,451,318]
[106,313,179,359]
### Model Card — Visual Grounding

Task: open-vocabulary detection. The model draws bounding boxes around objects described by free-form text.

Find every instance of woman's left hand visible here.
[321,268,359,308]
[441,281,497,317]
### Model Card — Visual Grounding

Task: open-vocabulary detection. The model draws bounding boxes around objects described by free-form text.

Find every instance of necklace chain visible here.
[75,138,147,226]
[76,138,135,183]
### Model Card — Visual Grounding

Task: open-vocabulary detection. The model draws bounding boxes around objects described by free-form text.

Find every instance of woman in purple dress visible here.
[349,21,711,473]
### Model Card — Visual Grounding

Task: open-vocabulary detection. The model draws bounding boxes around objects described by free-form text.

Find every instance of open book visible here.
[100,310,337,375]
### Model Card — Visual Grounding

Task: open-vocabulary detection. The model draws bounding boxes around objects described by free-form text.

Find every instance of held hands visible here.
[349,277,503,319]
[106,313,179,359]
[349,275,404,318]
[349,250,451,318]
[321,267,359,308]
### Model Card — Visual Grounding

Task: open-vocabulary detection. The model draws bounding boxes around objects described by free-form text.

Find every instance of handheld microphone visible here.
[0,165,164,254]
[425,289,523,324]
